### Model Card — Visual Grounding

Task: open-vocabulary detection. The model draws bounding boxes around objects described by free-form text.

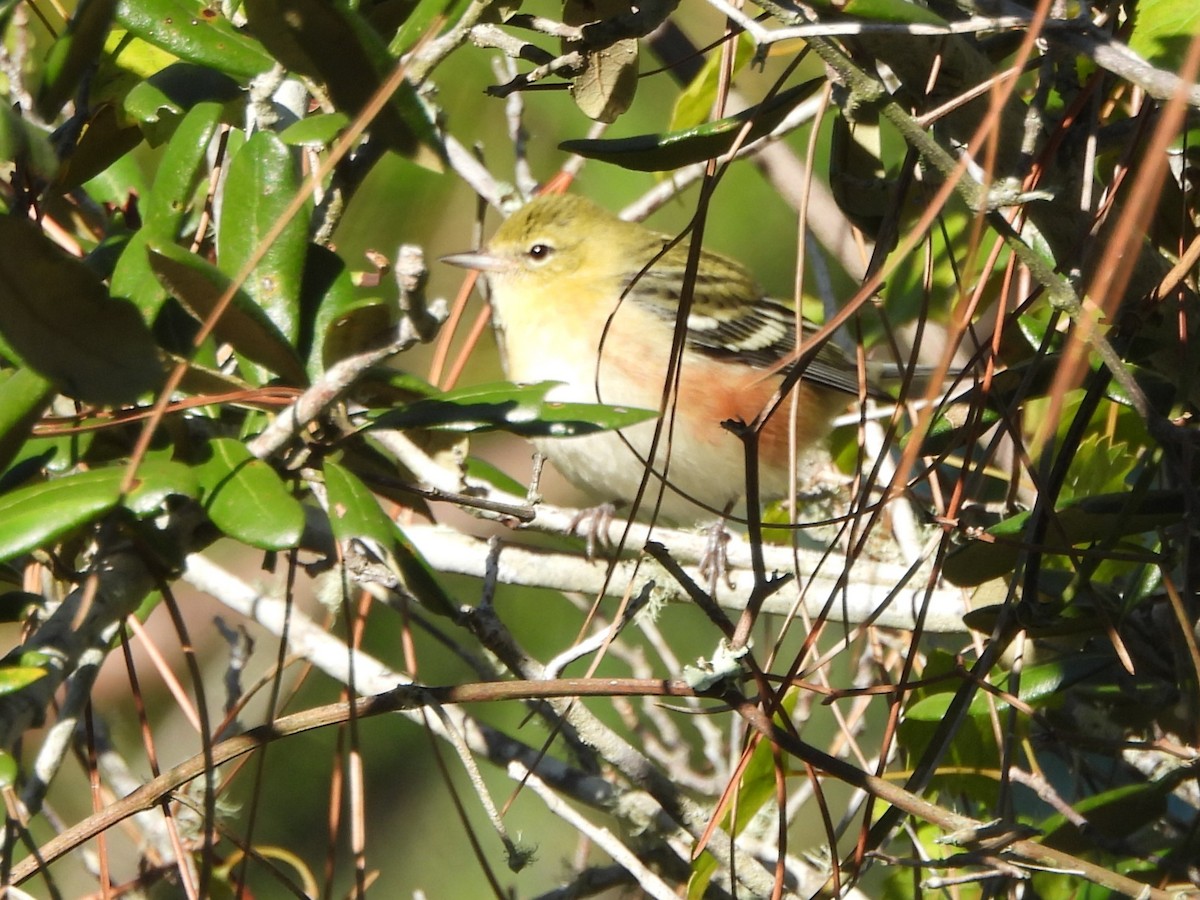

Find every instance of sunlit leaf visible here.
[36,0,120,119]
[194,437,304,550]
[217,131,309,343]
[116,0,274,81]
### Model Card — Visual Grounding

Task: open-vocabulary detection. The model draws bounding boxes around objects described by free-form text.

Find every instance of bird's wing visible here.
[623,246,866,397]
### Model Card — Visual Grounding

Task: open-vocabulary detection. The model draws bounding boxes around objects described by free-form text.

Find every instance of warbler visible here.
[442,193,868,523]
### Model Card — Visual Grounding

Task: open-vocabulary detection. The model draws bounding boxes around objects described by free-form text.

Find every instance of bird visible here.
[441,192,870,524]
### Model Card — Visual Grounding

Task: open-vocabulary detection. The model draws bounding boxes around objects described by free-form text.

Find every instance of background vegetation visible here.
[0,0,1197,897]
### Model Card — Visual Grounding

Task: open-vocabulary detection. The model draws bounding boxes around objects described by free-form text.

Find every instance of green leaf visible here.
[0,464,191,562]
[0,665,47,696]
[1129,0,1200,67]
[560,78,824,172]
[0,217,165,405]
[943,489,1183,587]
[913,358,1061,457]
[688,689,800,898]
[391,525,457,617]
[323,457,395,550]
[386,0,472,55]
[304,244,393,377]
[366,381,658,437]
[839,0,947,25]
[279,112,350,147]
[194,438,304,550]
[1039,779,1171,853]
[0,749,19,787]
[36,0,120,119]
[111,101,224,320]
[123,63,241,146]
[217,132,309,344]
[905,653,1110,721]
[147,243,308,384]
[669,32,755,133]
[53,103,144,191]
[115,0,274,81]
[243,0,444,166]
[0,367,54,475]
[125,459,200,515]
[324,459,457,617]
[0,105,58,182]
[324,458,458,619]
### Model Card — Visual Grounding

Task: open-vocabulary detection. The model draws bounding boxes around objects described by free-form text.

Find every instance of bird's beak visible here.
[440,250,508,273]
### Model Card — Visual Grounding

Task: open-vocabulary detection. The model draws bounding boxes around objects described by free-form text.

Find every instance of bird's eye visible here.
[527,243,554,262]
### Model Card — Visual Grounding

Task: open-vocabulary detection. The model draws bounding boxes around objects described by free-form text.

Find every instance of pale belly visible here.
[495,307,826,523]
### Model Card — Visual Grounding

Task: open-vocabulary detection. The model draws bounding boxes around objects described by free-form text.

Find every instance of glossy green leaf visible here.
[0,367,54,474]
[0,469,122,558]
[147,243,308,384]
[243,0,443,166]
[391,525,457,617]
[367,381,658,437]
[195,437,304,550]
[125,459,200,514]
[279,112,350,147]
[915,359,1060,457]
[323,457,396,550]
[0,666,47,696]
[324,459,456,617]
[36,0,119,119]
[386,0,470,55]
[0,749,19,787]
[1128,0,1200,67]
[944,489,1182,587]
[463,456,528,498]
[689,690,800,898]
[840,0,947,25]
[123,63,240,145]
[0,217,165,405]
[115,0,274,81]
[0,460,197,565]
[830,110,891,236]
[111,101,224,320]
[669,32,755,133]
[148,104,226,223]
[2,428,95,481]
[560,78,823,172]
[217,131,309,344]
[0,467,124,563]
[905,653,1110,721]
[302,244,374,378]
